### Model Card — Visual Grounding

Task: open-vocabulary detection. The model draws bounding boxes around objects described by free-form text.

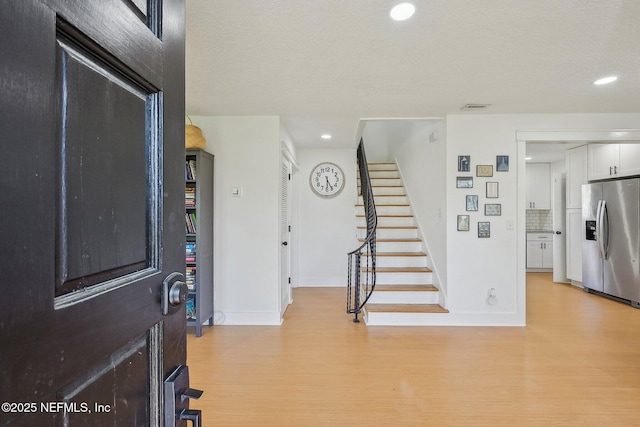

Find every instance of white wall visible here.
[392,120,448,303]
[445,113,640,326]
[192,115,282,325]
[297,148,359,287]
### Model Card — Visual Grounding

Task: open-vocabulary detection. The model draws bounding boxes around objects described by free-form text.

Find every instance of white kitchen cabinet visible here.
[565,145,587,209]
[526,163,551,210]
[565,208,582,282]
[527,233,553,269]
[588,143,640,181]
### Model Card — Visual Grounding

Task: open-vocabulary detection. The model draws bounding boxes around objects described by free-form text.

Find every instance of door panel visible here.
[1,1,188,426]
[55,33,154,296]
[280,158,292,316]
[603,180,640,302]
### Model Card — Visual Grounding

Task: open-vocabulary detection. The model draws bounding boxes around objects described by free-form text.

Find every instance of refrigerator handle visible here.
[601,200,609,259]
[596,200,605,259]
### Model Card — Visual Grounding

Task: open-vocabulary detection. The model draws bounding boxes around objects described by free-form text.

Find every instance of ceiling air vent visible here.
[461,104,490,111]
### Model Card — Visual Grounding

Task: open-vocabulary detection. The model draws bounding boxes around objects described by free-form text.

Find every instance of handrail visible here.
[347,139,377,322]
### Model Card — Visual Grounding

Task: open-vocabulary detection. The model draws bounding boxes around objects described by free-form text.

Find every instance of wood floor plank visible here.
[187,273,640,426]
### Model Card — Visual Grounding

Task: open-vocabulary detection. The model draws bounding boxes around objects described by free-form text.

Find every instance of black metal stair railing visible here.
[347,139,377,323]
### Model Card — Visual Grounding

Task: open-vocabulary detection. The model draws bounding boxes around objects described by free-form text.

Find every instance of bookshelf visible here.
[185,149,214,336]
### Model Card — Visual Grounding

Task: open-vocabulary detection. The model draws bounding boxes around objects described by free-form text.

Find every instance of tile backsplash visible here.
[526,210,553,231]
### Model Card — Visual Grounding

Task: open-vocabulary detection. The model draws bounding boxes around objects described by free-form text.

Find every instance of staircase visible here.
[356,162,448,325]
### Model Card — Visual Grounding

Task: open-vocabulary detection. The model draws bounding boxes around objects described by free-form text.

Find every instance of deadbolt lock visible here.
[162,272,188,315]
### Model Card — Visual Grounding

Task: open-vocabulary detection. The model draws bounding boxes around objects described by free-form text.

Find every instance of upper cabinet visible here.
[565,145,588,209]
[588,143,640,181]
[526,163,550,210]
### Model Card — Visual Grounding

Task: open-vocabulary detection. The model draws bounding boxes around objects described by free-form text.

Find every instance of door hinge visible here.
[288,277,291,284]
[288,173,291,180]
[288,225,291,232]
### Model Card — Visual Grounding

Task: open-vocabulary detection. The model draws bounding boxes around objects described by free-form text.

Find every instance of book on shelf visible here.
[186,296,196,320]
[185,212,197,234]
[185,159,197,180]
[185,187,196,207]
[186,266,196,291]
[185,242,196,263]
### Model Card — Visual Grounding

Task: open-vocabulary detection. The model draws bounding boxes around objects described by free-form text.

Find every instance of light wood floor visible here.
[187,273,640,426]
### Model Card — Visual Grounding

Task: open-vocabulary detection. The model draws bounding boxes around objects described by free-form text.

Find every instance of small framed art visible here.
[476,165,493,177]
[478,221,490,238]
[484,203,501,216]
[466,195,478,211]
[457,215,470,231]
[457,176,473,188]
[486,182,499,198]
[458,155,470,172]
[496,155,509,172]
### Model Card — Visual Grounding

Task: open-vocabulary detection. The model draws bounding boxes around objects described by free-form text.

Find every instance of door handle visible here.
[179,409,202,427]
[164,365,204,427]
[282,241,288,246]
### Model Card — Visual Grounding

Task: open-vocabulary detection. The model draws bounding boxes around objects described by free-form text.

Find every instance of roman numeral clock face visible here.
[310,162,345,198]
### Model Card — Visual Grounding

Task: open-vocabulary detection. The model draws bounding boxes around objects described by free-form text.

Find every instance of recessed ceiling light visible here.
[390,3,415,21]
[321,134,332,140]
[525,157,532,160]
[594,76,618,85]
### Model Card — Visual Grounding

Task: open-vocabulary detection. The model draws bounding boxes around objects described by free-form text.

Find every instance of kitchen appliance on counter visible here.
[582,178,640,307]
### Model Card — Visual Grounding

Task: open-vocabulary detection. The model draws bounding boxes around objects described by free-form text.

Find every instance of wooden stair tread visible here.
[365,267,432,273]
[357,214,413,218]
[365,303,448,314]
[364,252,426,257]
[374,284,438,292]
[359,238,422,242]
[356,203,410,208]
[357,225,417,230]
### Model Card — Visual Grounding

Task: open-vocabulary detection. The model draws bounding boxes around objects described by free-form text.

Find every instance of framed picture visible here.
[466,195,478,211]
[476,165,493,177]
[486,182,499,198]
[457,176,473,188]
[458,155,470,172]
[484,203,502,216]
[496,155,509,172]
[457,215,470,231]
[478,221,490,238]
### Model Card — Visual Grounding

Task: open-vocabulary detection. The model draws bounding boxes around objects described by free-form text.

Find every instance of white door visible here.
[280,157,292,317]
[552,173,568,282]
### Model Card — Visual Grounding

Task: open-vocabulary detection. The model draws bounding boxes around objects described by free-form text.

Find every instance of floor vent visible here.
[461,103,490,111]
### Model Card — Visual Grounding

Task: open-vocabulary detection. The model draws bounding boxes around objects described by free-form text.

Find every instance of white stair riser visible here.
[367,164,396,171]
[368,291,439,304]
[357,216,415,227]
[357,228,418,239]
[368,186,406,195]
[375,241,423,252]
[359,195,408,205]
[365,178,403,186]
[356,205,411,216]
[364,312,449,326]
[375,272,433,285]
[366,256,427,268]
[368,170,399,179]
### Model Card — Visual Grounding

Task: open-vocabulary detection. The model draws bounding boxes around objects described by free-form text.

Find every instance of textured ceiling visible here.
[186,0,640,148]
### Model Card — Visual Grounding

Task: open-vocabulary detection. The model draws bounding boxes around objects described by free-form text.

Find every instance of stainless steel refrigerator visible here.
[582,178,640,307]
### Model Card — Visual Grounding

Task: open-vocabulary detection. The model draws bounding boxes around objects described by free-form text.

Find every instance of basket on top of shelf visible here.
[185,115,206,149]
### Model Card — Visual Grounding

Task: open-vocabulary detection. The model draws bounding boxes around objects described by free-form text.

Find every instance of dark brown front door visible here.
[1,0,189,425]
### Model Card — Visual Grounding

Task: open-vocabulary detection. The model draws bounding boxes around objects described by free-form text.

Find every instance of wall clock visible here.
[309,162,345,197]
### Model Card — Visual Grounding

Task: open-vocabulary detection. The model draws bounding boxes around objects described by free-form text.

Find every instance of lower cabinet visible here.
[527,233,553,269]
